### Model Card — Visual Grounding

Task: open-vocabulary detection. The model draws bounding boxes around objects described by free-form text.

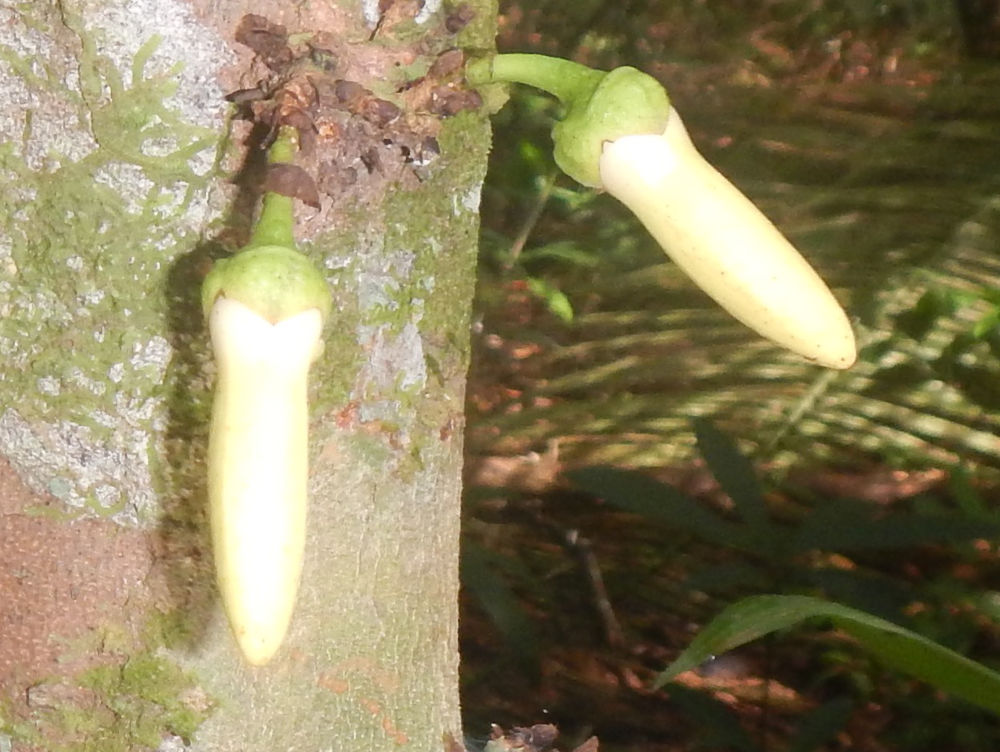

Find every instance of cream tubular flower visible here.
[207,295,323,665]
[599,107,856,369]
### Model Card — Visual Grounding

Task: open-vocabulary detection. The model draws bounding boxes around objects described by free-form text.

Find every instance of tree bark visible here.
[0,1,495,750]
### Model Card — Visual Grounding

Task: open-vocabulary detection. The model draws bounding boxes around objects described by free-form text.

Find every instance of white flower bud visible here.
[599,107,856,369]
[207,296,323,665]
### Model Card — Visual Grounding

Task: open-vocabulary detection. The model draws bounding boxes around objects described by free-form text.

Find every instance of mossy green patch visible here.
[0,14,222,523]
[305,106,489,480]
[79,653,207,748]
[448,0,500,50]
[71,26,218,181]
[2,617,213,752]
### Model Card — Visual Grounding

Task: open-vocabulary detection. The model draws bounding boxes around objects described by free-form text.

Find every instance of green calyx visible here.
[467,54,671,187]
[202,125,330,324]
[553,66,671,187]
[202,245,332,324]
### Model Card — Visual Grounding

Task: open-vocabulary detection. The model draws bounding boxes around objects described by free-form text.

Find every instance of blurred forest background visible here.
[458,1,1000,750]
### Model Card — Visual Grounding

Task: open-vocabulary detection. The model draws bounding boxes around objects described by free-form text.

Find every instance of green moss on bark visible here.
[0,10,224,523]
[304,107,488,480]
[3,617,214,752]
[1,0,494,748]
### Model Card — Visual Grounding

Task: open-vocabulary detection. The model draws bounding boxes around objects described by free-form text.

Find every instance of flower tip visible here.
[803,325,857,370]
[235,626,286,666]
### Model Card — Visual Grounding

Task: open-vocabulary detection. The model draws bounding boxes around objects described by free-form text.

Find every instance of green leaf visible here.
[656,595,1000,716]
[461,544,540,675]
[949,465,989,517]
[517,138,549,174]
[693,419,769,532]
[972,307,1000,339]
[519,240,598,268]
[894,288,957,341]
[568,466,755,550]
[788,697,854,752]
[793,498,1000,552]
[667,684,758,752]
[526,276,574,323]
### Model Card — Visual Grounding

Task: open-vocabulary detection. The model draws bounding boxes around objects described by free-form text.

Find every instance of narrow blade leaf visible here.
[656,595,1000,715]
[693,418,769,531]
[568,466,753,550]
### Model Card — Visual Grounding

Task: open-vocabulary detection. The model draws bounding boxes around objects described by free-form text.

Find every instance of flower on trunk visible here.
[203,244,330,665]
[468,55,856,368]
[599,107,856,369]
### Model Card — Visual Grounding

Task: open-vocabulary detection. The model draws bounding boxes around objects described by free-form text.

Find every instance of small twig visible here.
[563,527,625,650]
[519,502,625,650]
[505,169,558,270]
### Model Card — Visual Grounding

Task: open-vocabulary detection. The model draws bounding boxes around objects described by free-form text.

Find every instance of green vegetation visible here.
[462,2,1000,750]
[3,621,213,752]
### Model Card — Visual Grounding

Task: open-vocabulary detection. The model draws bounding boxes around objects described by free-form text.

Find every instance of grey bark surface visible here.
[0,1,495,749]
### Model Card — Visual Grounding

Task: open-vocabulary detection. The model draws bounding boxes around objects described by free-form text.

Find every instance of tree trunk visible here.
[0,1,495,749]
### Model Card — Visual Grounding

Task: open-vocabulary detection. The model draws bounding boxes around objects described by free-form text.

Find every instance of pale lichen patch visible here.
[130,335,172,377]
[93,161,157,215]
[77,288,105,308]
[415,0,444,25]
[0,7,98,167]
[0,411,158,523]
[0,4,228,525]
[356,249,418,314]
[66,365,107,396]
[461,183,482,212]
[361,0,383,29]
[37,377,61,397]
[355,320,428,399]
[451,182,483,216]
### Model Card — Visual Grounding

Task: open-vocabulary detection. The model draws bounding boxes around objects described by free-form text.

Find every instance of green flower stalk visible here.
[468,54,856,369]
[202,127,331,665]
